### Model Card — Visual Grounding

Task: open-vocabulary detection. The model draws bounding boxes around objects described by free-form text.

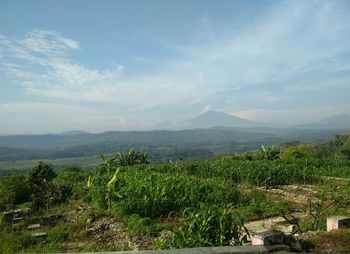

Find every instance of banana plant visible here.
[106,167,121,210]
[98,152,118,175]
[87,176,94,191]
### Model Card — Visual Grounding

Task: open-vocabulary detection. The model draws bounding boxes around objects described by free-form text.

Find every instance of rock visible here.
[12,217,23,224]
[3,208,31,223]
[290,240,303,252]
[251,230,285,246]
[272,224,297,234]
[44,214,63,225]
[31,232,47,238]
[27,223,41,230]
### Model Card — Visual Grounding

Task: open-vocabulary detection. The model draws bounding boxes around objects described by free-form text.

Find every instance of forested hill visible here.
[0,127,348,162]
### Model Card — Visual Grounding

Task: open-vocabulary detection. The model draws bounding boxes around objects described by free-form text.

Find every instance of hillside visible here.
[0,127,345,163]
[1,135,350,253]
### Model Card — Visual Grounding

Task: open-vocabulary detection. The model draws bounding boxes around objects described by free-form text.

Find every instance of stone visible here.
[252,230,284,246]
[12,217,23,224]
[31,232,47,238]
[326,216,350,232]
[3,208,31,223]
[27,223,41,230]
[272,224,297,234]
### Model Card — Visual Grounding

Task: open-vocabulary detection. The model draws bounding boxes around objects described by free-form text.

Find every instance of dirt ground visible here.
[300,228,350,253]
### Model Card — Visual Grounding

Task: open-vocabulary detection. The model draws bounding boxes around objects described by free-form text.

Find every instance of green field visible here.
[0,155,100,175]
[1,134,350,253]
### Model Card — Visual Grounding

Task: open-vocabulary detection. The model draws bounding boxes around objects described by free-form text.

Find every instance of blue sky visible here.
[1,0,350,134]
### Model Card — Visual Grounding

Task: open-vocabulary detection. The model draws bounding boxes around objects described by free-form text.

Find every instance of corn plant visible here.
[116,169,241,217]
[167,205,249,248]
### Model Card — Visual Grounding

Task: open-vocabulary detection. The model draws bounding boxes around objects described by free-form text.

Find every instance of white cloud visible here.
[21,29,79,55]
[0,29,209,109]
[1,0,350,132]
[0,102,127,134]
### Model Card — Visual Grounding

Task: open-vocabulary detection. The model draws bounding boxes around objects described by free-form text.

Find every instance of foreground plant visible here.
[106,167,121,210]
[117,149,149,166]
[163,205,249,248]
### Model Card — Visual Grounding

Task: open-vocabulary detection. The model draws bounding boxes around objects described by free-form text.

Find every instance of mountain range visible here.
[153,111,350,130]
[0,111,349,169]
[300,114,350,129]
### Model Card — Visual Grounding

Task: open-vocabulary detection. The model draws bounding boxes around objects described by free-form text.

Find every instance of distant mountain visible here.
[59,130,90,135]
[0,127,342,164]
[300,114,350,129]
[319,114,350,124]
[176,110,268,129]
[152,121,174,130]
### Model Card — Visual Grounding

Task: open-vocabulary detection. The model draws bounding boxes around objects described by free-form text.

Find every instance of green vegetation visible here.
[0,127,345,170]
[0,155,100,176]
[0,135,350,252]
[160,205,249,248]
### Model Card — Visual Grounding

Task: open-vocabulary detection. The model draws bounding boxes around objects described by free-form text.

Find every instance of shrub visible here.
[0,170,31,210]
[127,214,152,235]
[28,161,57,208]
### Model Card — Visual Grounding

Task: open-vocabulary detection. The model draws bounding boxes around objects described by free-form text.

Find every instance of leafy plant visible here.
[117,169,241,217]
[127,214,152,235]
[117,149,149,166]
[28,161,57,208]
[166,205,249,248]
[98,152,118,175]
[106,167,121,210]
[0,170,31,210]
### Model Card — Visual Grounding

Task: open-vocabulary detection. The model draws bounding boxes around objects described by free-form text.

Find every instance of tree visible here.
[28,161,57,208]
[0,170,30,210]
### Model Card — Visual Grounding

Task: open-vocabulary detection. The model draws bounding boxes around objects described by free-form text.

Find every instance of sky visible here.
[0,0,350,134]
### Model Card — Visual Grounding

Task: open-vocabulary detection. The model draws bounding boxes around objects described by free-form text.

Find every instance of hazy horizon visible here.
[1,0,350,134]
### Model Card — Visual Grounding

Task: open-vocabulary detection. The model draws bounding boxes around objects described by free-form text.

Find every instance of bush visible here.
[28,161,57,208]
[127,214,152,235]
[53,168,89,202]
[280,144,316,160]
[0,170,31,211]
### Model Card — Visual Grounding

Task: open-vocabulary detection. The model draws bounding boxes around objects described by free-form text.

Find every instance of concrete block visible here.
[3,208,31,223]
[252,230,284,246]
[27,223,41,230]
[31,232,47,238]
[272,224,296,234]
[327,216,350,231]
[12,217,23,224]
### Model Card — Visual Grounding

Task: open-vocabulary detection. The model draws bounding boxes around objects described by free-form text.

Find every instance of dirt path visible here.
[318,176,350,185]
[257,185,319,205]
